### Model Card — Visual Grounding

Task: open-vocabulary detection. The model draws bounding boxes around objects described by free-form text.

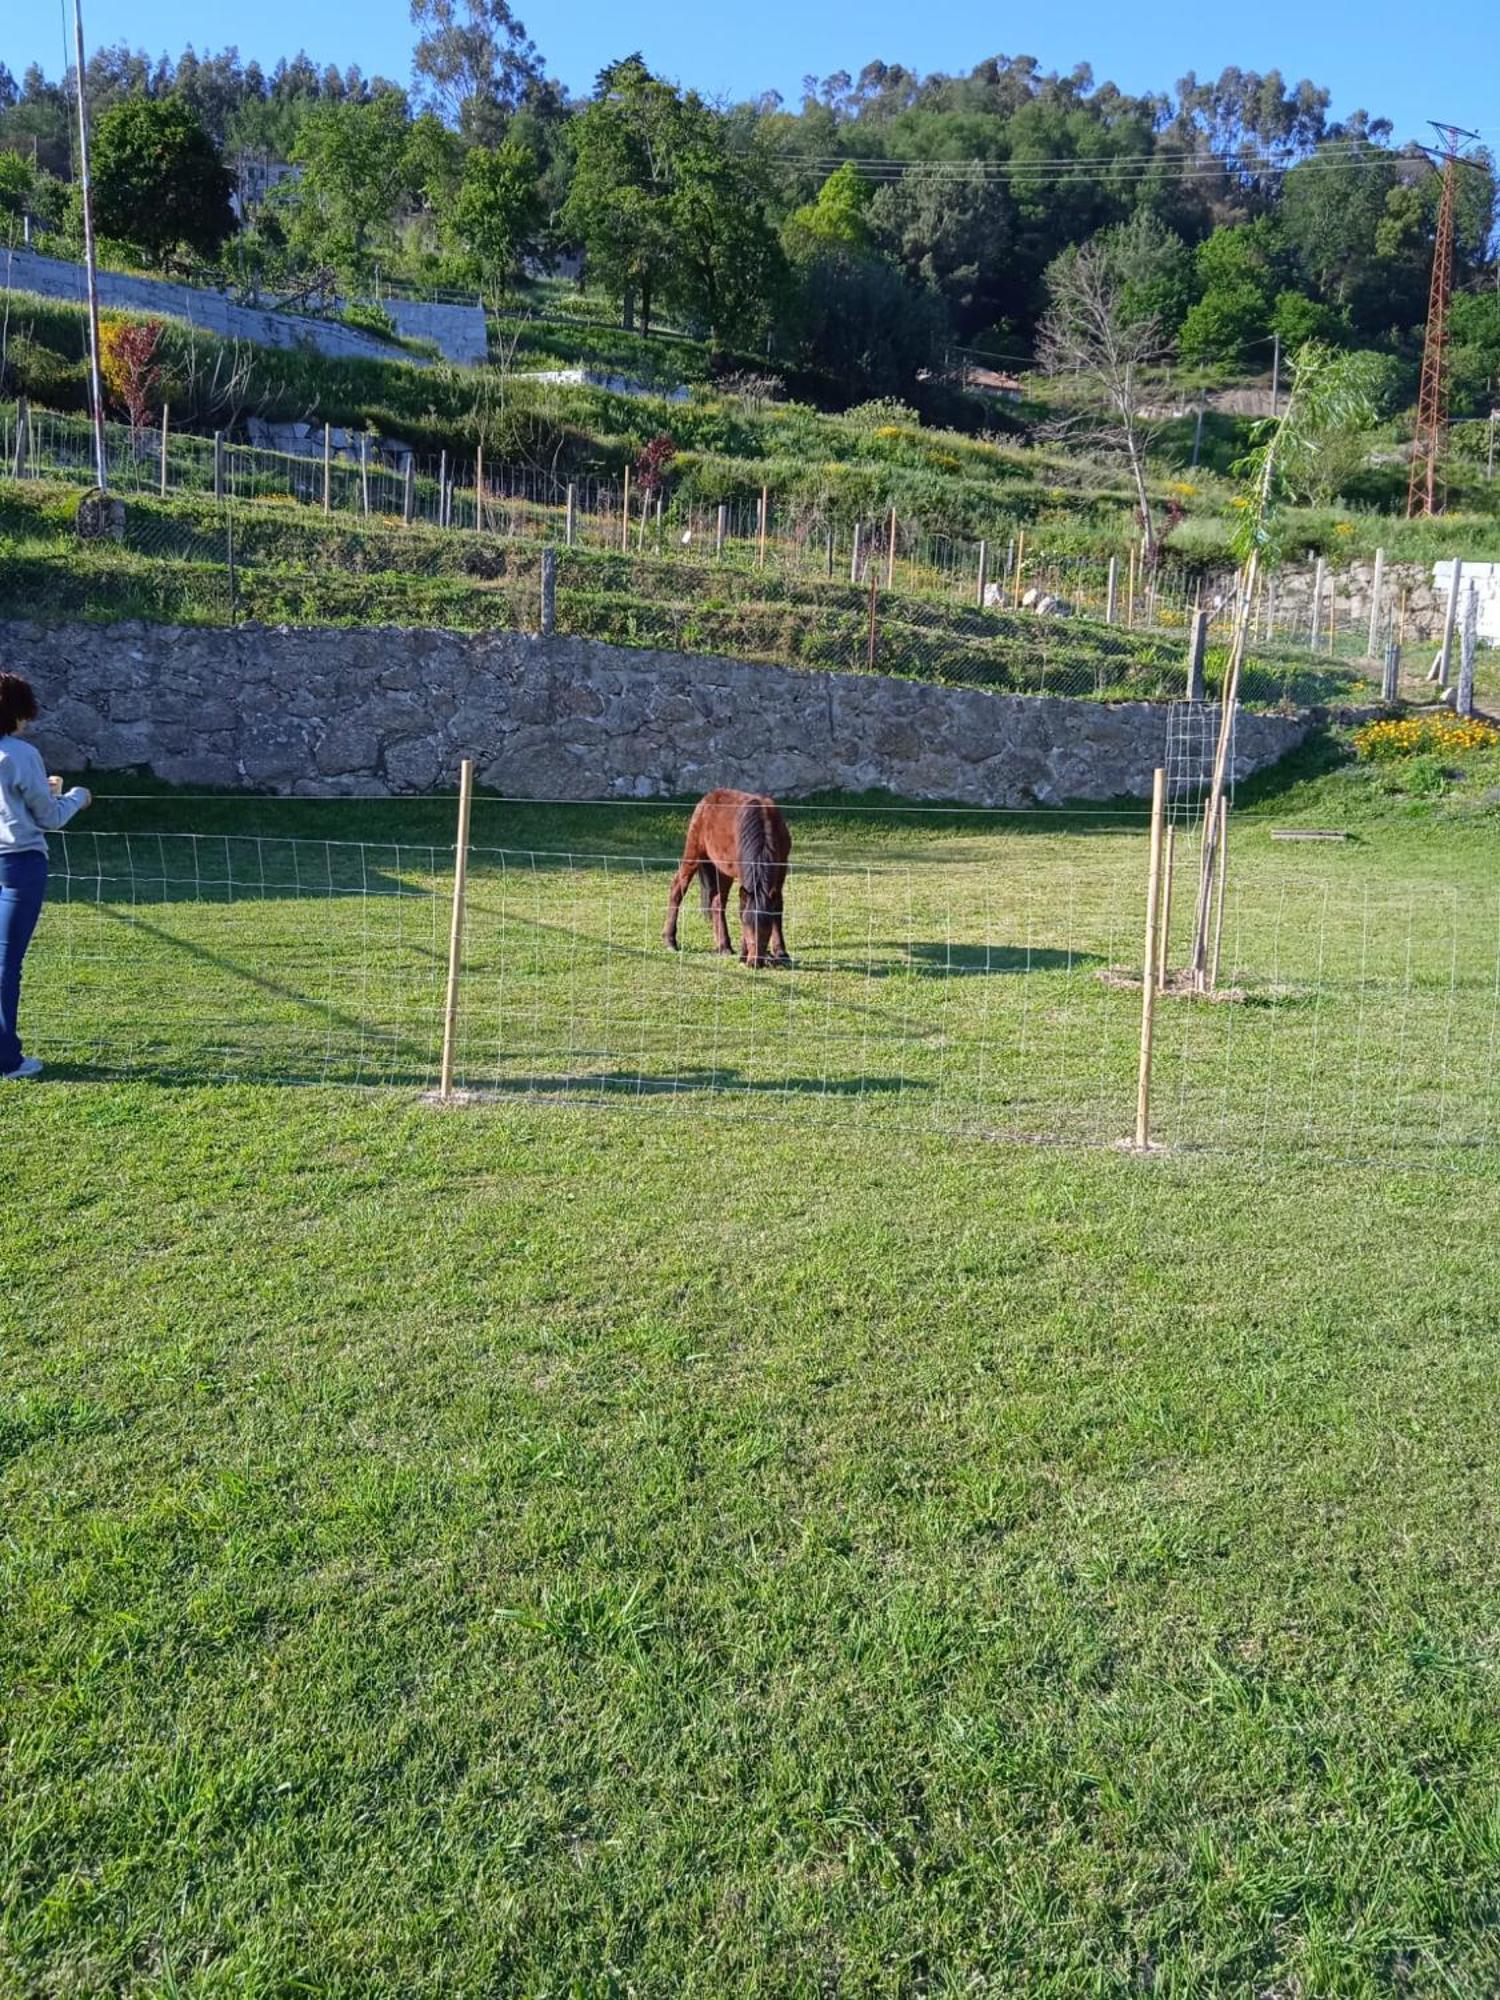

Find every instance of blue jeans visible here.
[0,850,48,1074]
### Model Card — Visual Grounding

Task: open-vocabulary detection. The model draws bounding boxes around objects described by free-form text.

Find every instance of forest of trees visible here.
[3,12,1499,411]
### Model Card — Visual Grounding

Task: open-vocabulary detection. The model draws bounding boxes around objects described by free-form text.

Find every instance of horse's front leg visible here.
[663,860,696,950]
[768,909,790,967]
[709,869,734,954]
[739,885,765,968]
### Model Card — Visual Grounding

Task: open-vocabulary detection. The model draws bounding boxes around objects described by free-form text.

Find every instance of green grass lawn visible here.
[6,748,1500,1996]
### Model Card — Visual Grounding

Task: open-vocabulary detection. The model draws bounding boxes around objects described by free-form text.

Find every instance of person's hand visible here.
[48,775,63,796]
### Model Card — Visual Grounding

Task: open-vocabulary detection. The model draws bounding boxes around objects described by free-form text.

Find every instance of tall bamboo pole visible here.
[438,759,476,1102]
[1135,768,1168,1149]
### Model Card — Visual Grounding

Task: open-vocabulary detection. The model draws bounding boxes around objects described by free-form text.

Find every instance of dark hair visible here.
[0,673,39,738]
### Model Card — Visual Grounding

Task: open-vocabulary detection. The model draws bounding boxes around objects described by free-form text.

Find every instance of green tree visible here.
[784,241,945,398]
[90,97,233,264]
[1448,292,1500,418]
[563,57,782,346]
[785,161,874,252]
[868,166,1016,340]
[561,57,681,335]
[287,92,415,273]
[448,137,541,293]
[409,0,542,145]
[0,148,33,228]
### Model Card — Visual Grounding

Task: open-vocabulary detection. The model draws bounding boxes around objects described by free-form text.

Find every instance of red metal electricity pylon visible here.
[1407,122,1482,518]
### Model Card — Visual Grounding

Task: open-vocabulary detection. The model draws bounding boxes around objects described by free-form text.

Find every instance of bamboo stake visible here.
[438,758,476,1103]
[1188,546,1259,986]
[158,402,170,495]
[1156,823,1175,992]
[1208,796,1228,992]
[1135,767,1168,1150]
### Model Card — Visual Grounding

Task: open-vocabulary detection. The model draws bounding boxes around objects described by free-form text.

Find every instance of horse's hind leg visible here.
[663,859,698,950]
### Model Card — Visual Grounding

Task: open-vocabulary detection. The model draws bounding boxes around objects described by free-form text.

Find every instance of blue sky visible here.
[5,0,1493,148]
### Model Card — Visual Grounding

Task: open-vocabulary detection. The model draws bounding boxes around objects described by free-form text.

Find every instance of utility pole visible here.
[1407,122,1482,519]
[71,0,108,491]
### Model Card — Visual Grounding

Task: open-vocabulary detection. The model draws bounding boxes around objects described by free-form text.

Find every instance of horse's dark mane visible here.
[738,797,785,921]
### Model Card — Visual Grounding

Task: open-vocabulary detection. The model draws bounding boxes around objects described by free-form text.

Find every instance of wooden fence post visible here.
[1186,608,1208,701]
[1366,546,1386,658]
[885,504,897,589]
[1382,638,1401,705]
[1309,557,1326,649]
[1126,544,1137,628]
[1106,554,1119,625]
[158,403,170,495]
[850,522,862,585]
[10,397,28,479]
[359,435,371,517]
[1457,582,1478,717]
[715,503,727,557]
[475,445,484,533]
[438,758,475,1103]
[620,465,631,553]
[402,456,415,525]
[758,485,769,569]
[866,574,879,673]
[540,548,557,636]
[438,451,449,528]
[1431,560,1463,683]
[1135,767,1168,1150]
[322,424,332,514]
[566,482,577,547]
[213,431,225,502]
[975,538,988,609]
[1012,530,1026,610]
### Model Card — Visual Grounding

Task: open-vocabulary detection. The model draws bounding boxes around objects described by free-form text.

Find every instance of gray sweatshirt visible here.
[0,735,89,856]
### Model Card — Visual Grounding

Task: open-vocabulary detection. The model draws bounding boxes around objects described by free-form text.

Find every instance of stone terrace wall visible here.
[2,247,487,369]
[6,622,1314,805]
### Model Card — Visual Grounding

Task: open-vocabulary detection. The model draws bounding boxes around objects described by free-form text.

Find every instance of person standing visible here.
[0,673,91,1081]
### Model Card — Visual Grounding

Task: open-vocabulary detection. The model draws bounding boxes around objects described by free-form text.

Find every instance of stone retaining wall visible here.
[2,247,490,369]
[5,622,1316,804]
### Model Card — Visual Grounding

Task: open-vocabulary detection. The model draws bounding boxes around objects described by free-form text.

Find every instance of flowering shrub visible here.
[1354,714,1500,761]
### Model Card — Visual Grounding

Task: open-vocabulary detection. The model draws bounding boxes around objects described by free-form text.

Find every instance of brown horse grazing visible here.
[663,789,792,967]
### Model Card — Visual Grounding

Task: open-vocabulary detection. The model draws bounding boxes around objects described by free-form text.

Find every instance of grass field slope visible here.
[5,743,1500,1995]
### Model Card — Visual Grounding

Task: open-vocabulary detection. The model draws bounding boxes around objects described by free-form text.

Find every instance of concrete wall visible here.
[7,622,1314,804]
[2,247,486,370]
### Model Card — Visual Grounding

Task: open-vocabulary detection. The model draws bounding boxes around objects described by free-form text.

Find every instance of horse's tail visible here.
[738,797,786,923]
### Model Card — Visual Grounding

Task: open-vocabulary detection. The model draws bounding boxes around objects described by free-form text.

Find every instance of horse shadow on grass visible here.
[824,943,1100,979]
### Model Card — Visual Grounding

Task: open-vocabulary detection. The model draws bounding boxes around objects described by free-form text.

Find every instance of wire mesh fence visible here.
[32,817,1500,1169]
[3,400,1468,695]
